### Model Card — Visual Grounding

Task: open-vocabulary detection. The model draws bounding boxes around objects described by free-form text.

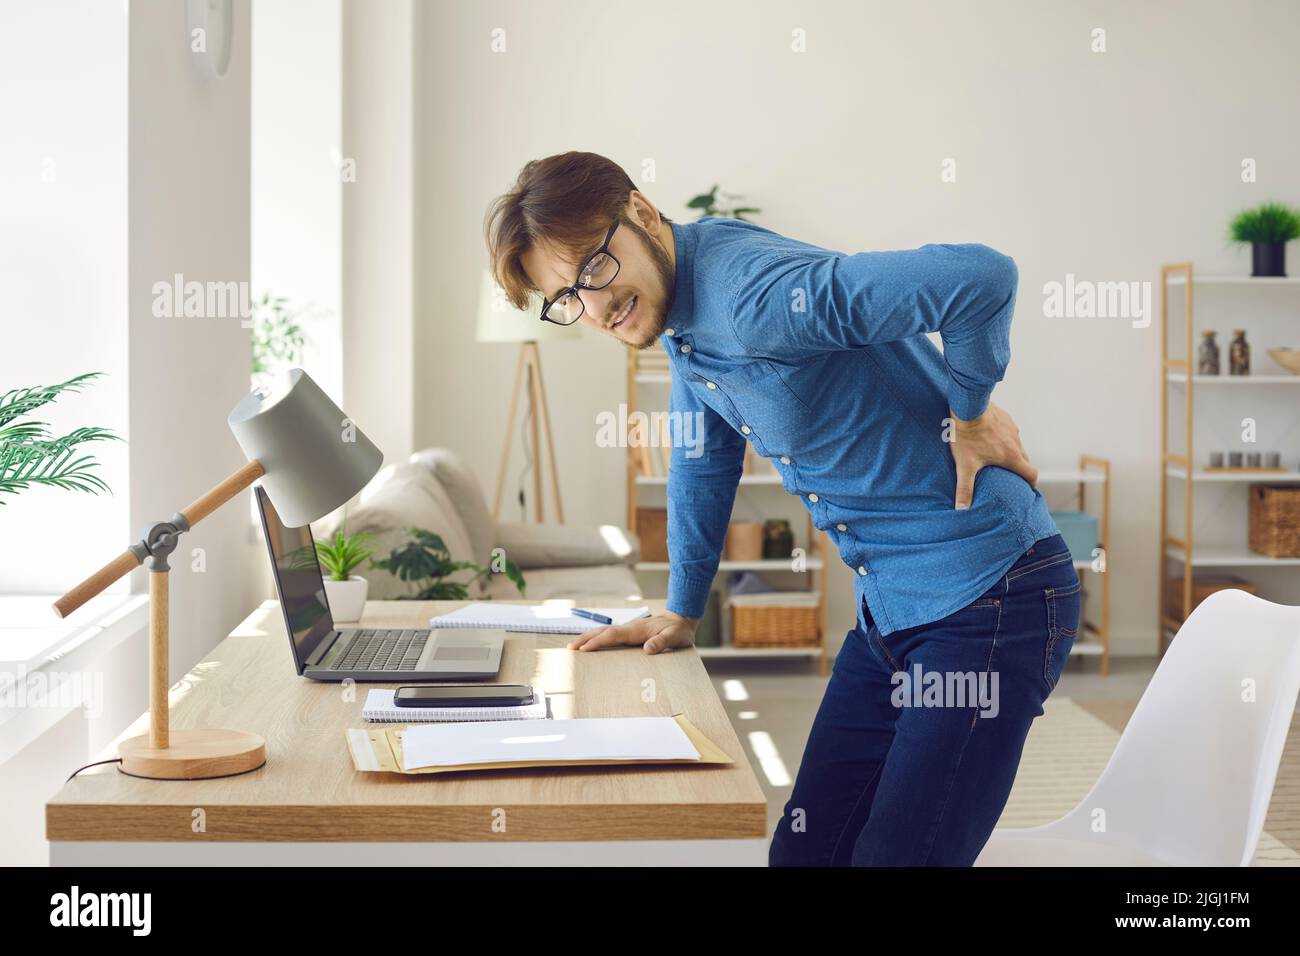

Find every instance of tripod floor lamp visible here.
[53,369,382,780]
[477,270,579,524]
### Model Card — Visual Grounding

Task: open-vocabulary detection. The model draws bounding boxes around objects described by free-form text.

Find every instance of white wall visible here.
[412,0,1300,656]
[342,0,416,464]
[128,0,256,679]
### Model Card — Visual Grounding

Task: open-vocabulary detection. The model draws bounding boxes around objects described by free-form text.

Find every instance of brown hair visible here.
[484,151,670,310]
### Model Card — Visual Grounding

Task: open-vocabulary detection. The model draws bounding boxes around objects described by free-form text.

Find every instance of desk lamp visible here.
[53,369,382,779]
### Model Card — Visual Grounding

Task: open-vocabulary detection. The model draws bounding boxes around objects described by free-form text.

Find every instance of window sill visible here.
[0,593,149,670]
[0,593,149,765]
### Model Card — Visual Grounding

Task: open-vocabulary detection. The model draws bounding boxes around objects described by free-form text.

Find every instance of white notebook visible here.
[362,687,548,723]
[399,716,700,770]
[429,603,651,634]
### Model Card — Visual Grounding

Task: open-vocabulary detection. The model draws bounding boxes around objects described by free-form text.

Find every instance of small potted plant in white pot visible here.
[315,527,375,622]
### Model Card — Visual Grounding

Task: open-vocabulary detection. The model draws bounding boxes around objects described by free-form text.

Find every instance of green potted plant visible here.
[1229,201,1300,277]
[1,373,119,503]
[686,184,761,222]
[373,527,526,599]
[314,527,375,622]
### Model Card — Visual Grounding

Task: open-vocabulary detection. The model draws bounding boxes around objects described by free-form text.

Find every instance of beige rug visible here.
[999,697,1300,866]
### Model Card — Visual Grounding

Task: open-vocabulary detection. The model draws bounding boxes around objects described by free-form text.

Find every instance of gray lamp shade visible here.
[227,369,383,527]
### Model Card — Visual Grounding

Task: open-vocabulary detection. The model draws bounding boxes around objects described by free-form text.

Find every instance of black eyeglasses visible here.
[538,219,621,326]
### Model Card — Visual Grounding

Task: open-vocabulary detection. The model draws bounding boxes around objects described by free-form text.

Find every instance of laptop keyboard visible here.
[331,629,430,672]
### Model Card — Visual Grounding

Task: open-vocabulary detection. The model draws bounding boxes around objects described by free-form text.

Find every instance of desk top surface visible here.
[46,600,768,844]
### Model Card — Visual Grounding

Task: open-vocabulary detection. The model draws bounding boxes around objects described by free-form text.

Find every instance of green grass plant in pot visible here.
[1229,201,1300,277]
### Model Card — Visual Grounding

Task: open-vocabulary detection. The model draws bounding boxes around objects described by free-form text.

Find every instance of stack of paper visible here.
[399,716,701,770]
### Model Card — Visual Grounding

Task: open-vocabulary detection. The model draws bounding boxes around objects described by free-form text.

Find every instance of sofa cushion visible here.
[494,521,640,570]
[479,564,642,603]
[409,448,494,567]
[323,462,478,600]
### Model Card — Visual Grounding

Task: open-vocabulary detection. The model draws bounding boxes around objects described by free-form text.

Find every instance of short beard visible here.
[622,218,676,350]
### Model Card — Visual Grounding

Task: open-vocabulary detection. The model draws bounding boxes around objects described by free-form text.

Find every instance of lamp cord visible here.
[66,758,123,783]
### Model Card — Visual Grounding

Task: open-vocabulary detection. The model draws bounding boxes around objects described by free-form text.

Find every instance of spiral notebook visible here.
[428,604,651,634]
[361,687,549,722]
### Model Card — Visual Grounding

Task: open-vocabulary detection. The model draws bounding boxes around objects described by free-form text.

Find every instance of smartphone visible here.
[393,684,534,708]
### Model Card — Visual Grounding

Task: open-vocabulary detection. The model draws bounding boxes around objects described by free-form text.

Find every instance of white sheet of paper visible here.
[400,716,700,769]
[428,604,651,633]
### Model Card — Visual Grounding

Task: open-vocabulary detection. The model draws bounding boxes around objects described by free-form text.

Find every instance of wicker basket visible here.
[1165,575,1259,621]
[1248,484,1300,558]
[729,593,819,647]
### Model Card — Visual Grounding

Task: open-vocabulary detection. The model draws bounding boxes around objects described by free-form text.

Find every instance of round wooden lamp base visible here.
[118,728,267,780]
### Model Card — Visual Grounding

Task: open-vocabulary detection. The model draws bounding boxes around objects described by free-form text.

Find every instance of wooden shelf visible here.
[1160,261,1300,657]
[1167,372,1300,385]
[1164,545,1300,567]
[1166,467,1300,483]
[1164,274,1300,286]
[1037,468,1107,484]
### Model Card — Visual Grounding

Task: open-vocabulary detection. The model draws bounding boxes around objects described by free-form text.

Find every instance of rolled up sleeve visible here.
[732,242,1019,421]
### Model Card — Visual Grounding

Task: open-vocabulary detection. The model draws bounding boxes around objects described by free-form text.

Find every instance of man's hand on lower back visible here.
[948,402,1039,509]
[566,610,698,654]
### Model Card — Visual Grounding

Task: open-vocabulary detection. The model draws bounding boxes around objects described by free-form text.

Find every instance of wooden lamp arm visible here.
[51,460,266,619]
[180,459,266,526]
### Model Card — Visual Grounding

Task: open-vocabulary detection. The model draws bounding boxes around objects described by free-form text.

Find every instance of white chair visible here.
[975,589,1300,866]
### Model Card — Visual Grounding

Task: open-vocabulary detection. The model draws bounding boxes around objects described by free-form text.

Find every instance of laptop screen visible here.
[254,486,334,670]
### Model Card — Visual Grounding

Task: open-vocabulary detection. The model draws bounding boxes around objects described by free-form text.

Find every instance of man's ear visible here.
[627,190,661,231]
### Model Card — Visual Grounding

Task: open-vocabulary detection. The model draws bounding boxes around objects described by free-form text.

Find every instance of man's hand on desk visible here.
[566,610,698,654]
[948,401,1038,510]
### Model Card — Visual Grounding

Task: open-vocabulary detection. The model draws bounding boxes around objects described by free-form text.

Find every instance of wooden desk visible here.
[46,600,769,866]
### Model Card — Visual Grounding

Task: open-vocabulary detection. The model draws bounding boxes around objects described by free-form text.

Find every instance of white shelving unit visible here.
[1158,264,1300,657]
[626,354,830,673]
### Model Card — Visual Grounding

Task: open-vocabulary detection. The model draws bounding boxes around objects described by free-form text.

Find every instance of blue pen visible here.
[571,608,613,625]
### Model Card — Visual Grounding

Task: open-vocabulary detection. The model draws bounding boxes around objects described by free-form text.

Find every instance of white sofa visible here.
[318,448,642,604]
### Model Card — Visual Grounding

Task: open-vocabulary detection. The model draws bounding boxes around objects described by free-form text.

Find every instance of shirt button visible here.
[706,381,717,389]
[836,523,847,532]
[857,566,868,576]
[740,425,751,435]
[779,456,790,465]
[808,493,819,503]
[681,344,692,353]
[664,328,675,336]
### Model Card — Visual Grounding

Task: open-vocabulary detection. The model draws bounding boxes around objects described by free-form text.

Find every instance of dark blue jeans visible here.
[769,533,1081,866]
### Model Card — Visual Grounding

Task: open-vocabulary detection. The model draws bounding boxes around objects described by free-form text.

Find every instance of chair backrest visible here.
[1060,589,1300,865]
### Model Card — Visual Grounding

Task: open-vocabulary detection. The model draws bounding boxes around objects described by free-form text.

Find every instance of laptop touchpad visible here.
[433,646,492,661]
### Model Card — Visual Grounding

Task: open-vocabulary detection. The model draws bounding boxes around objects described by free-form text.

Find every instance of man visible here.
[484,151,1081,866]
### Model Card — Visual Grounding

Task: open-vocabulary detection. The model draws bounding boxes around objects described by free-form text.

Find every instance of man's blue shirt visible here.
[661,217,1059,637]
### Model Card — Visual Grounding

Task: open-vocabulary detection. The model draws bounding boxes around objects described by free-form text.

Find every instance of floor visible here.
[708,653,1300,863]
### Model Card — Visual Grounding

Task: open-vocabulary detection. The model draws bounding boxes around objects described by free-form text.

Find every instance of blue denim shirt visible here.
[662,217,1059,637]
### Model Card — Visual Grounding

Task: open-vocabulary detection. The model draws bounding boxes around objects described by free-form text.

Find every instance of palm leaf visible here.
[0,373,103,428]
[0,421,120,504]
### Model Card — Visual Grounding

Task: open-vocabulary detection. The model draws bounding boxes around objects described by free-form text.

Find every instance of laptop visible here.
[254,485,503,682]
